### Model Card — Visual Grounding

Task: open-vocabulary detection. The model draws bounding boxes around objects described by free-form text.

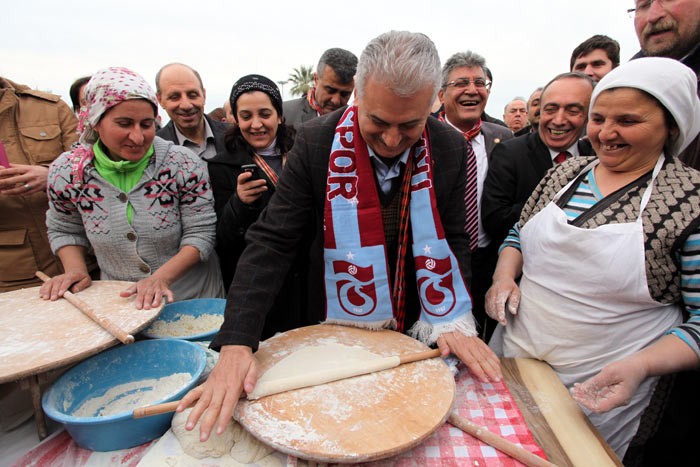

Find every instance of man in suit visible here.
[283,48,358,129]
[503,97,528,134]
[179,31,502,441]
[482,72,594,262]
[155,63,229,161]
[437,51,513,341]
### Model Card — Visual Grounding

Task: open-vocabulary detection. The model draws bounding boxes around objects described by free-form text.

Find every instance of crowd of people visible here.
[1,0,699,464]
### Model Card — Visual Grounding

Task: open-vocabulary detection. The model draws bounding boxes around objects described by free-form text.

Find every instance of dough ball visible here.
[230,423,274,463]
[171,408,235,459]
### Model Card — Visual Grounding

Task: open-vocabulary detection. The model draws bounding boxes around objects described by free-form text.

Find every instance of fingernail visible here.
[186,422,194,430]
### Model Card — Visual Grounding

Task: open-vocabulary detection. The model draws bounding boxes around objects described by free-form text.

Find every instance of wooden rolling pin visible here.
[448,412,557,467]
[133,348,442,418]
[36,271,135,345]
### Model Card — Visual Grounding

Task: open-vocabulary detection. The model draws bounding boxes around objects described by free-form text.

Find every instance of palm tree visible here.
[288,65,314,97]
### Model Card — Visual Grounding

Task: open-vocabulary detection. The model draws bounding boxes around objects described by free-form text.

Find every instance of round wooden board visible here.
[0,280,163,383]
[235,324,456,463]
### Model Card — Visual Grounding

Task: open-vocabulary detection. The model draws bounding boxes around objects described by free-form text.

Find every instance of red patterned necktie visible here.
[464,140,479,251]
[554,151,569,164]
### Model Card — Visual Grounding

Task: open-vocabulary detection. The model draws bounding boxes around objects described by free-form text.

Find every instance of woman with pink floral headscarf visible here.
[40,67,223,308]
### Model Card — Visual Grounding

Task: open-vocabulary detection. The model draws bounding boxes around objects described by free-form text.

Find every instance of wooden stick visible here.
[36,271,135,345]
[448,412,557,467]
[134,348,444,418]
[133,400,180,418]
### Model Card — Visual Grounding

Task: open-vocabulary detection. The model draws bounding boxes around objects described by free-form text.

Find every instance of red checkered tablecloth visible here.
[365,366,549,466]
[12,366,548,466]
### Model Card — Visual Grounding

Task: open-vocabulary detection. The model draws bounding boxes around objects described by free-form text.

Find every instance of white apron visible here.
[498,155,682,458]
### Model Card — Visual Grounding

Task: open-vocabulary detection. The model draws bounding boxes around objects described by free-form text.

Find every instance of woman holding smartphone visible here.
[208,75,305,338]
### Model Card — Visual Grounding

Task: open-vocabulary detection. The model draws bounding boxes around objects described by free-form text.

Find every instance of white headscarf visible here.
[590,57,700,157]
[77,67,157,146]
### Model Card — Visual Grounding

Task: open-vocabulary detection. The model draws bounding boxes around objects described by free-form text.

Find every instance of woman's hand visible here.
[0,164,49,196]
[236,171,267,205]
[485,277,521,326]
[571,356,647,413]
[120,275,174,310]
[39,270,92,300]
[177,345,258,441]
[437,331,502,383]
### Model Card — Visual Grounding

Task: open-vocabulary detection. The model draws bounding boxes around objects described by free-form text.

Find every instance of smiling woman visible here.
[206,74,305,339]
[486,57,700,460]
[41,67,224,309]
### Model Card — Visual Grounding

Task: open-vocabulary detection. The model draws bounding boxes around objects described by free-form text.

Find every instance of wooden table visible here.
[0,281,162,439]
[503,358,622,466]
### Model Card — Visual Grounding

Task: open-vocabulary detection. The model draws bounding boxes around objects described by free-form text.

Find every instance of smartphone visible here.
[241,163,261,181]
[0,142,9,168]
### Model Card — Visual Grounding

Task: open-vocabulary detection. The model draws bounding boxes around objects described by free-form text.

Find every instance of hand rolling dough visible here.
[247,343,399,399]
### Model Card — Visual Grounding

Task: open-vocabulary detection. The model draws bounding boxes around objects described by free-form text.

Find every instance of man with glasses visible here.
[437,51,513,341]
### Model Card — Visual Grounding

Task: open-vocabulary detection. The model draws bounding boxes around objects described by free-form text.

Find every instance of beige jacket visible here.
[0,77,78,291]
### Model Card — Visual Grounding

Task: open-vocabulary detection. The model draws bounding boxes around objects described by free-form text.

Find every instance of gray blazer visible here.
[282,97,317,129]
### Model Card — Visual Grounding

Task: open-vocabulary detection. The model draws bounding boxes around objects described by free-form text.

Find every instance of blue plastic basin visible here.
[42,339,206,451]
[141,298,226,341]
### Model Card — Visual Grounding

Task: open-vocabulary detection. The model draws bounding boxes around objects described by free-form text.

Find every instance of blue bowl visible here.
[141,298,226,341]
[42,339,206,451]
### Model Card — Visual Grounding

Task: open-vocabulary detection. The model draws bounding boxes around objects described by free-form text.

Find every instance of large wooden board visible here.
[503,358,622,467]
[0,281,162,383]
[235,324,455,463]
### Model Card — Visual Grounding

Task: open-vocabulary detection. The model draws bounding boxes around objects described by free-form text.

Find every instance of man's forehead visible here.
[541,79,591,105]
[449,65,485,78]
[160,67,203,92]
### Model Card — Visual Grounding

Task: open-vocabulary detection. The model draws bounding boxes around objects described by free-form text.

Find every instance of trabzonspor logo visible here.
[416,255,456,317]
[333,260,377,316]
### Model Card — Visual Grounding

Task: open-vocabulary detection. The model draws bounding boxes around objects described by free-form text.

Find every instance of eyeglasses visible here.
[627,0,673,17]
[443,78,492,90]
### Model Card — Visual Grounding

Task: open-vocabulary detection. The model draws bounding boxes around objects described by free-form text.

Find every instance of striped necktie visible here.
[464,140,479,251]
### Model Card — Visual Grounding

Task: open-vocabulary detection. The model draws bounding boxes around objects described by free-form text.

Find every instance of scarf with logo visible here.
[323,106,476,344]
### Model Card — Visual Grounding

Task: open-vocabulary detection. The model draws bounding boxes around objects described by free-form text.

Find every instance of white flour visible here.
[72,372,192,417]
[148,313,223,337]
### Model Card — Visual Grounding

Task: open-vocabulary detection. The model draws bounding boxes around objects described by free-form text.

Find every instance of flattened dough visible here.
[247,343,399,399]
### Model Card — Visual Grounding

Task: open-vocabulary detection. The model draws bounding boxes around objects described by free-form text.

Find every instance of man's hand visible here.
[0,164,49,196]
[437,331,502,383]
[178,345,258,442]
[485,277,520,326]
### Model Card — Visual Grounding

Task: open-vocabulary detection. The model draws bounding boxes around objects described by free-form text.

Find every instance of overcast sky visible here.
[1,0,641,121]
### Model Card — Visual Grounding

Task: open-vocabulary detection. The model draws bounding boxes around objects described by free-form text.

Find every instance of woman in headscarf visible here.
[40,67,223,309]
[485,57,700,459]
[208,74,305,339]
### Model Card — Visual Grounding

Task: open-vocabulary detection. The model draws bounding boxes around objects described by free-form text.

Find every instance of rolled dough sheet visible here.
[247,343,400,400]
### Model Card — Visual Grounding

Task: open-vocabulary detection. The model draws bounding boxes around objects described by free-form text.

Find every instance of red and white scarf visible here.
[323,107,476,344]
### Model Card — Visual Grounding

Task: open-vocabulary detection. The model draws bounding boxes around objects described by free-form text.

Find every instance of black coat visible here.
[481,131,593,247]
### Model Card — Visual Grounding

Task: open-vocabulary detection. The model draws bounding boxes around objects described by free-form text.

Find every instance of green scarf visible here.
[93,140,154,224]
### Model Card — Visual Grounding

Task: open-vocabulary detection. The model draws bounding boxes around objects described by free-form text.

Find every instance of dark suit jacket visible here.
[282,97,316,130]
[211,109,472,350]
[156,115,229,156]
[481,131,593,247]
[481,122,513,158]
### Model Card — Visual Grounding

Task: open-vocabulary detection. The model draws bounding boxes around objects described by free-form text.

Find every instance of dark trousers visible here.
[470,242,500,342]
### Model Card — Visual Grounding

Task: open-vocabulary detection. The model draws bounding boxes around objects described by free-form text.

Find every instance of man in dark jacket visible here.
[179,31,503,442]
[155,63,229,161]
